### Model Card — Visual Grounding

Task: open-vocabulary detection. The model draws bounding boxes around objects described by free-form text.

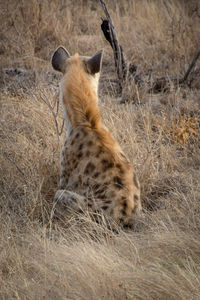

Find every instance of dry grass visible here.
[0,0,200,299]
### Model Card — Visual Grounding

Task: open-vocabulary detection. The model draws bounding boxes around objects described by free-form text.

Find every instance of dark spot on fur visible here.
[123,200,127,209]
[102,181,109,187]
[121,209,126,216]
[105,200,111,204]
[113,176,124,189]
[75,132,80,139]
[79,143,83,151]
[96,146,104,158]
[116,163,124,174]
[133,173,139,189]
[121,200,127,216]
[93,172,100,178]
[101,159,108,164]
[101,159,114,172]
[94,188,105,196]
[102,205,109,210]
[71,139,75,146]
[84,162,95,175]
[77,152,83,158]
[97,194,106,199]
[87,140,93,147]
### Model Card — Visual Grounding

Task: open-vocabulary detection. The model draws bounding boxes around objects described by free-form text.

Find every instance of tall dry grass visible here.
[0,0,200,299]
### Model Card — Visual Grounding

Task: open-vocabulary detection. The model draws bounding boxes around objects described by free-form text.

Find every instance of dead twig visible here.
[39,92,64,138]
[100,0,127,89]
[182,50,200,82]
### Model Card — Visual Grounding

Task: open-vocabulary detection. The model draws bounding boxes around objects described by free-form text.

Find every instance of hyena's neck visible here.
[61,65,101,132]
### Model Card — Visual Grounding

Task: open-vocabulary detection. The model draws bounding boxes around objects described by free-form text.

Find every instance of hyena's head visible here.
[51,46,104,94]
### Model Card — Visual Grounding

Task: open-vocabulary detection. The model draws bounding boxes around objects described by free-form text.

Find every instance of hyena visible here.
[51,46,141,229]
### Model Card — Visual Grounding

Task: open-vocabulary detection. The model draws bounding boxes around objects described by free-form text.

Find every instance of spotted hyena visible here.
[51,46,141,229]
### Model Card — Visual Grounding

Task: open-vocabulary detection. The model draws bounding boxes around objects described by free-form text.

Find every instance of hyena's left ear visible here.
[85,49,104,75]
[51,46,70,73]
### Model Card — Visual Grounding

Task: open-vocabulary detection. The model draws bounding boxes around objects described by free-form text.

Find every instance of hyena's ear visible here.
[85,49,104,75]
[51,46,70,73]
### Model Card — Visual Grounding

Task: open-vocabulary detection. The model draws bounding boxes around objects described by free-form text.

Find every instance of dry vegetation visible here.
[0,0,200,299]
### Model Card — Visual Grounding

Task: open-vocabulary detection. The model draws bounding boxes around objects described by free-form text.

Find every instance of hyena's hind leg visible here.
[53,189,88,216]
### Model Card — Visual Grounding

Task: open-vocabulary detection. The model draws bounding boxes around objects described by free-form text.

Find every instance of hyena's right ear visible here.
[85,49,104,75]
[51,46,70,73]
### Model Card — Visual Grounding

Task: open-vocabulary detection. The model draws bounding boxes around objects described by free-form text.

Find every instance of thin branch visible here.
[39,92,64,138]
[100,0,112,22]
[182,50,200,82]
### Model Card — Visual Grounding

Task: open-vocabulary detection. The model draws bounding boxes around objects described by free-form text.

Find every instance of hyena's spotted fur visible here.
[51,46,141,229]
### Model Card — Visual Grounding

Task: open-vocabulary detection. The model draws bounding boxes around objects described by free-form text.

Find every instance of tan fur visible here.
[53,49,141,229]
